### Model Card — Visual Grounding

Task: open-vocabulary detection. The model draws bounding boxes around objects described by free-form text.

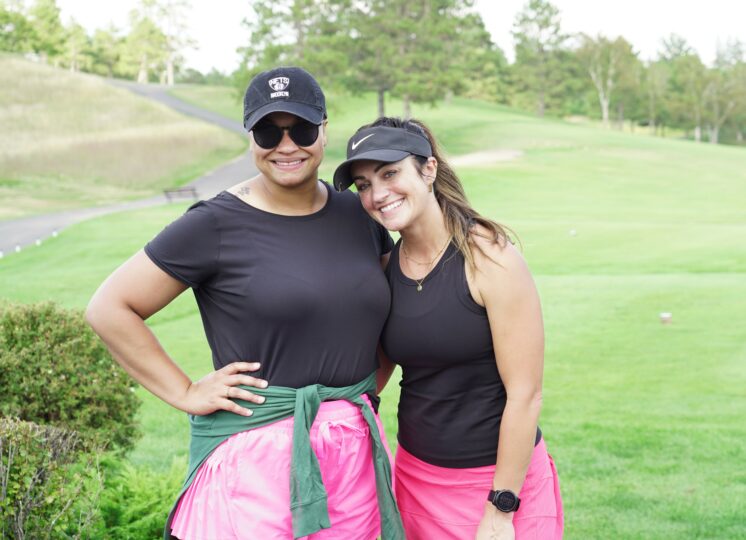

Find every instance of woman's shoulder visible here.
[468,224,533,295]
[469,224,521,265]
[328,182,361,205]
[326,183,372,220]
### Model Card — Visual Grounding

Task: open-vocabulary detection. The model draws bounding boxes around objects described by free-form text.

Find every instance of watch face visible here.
[496,491,517,511]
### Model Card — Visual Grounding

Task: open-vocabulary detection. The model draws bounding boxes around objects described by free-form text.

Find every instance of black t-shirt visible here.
[145,182,393,388]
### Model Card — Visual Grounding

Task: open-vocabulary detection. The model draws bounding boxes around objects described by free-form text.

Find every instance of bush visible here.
[0,417,103,539]
[92,456,185,540]
[0,302,141,452]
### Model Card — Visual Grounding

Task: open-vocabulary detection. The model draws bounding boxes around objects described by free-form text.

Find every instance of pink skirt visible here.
[394,438,564,539]
[170,395,393,540]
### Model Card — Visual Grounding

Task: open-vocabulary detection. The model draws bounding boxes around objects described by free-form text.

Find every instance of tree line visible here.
[0,0,199,85]
[238,0,746,145]
[3,0,745,145]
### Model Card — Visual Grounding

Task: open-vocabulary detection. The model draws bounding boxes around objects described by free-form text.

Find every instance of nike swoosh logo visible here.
[351,134,374,150]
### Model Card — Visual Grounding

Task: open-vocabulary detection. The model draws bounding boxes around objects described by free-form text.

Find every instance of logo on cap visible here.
[268,77,290,98]
[351,133,375,150]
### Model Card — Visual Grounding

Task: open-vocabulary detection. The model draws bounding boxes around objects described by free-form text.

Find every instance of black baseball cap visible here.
[333,126,433,191]
[243,67,326,132]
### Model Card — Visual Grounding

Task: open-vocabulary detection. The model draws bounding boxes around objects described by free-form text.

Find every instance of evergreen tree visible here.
[388,1,496,118]
[344,0,398,117]
[238,0,496,118]
[237,0,351,94]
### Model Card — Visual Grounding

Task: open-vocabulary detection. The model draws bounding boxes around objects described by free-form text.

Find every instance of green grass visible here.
[0,55,245,220]
[169,84,244,123]
[1,90,745,539]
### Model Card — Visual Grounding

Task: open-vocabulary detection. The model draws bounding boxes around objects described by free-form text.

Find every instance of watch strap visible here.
[487,489,521,512]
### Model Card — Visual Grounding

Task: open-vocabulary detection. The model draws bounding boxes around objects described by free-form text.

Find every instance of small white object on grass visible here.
[659,312,672,324]
[35,238,41,246]
[569,229,577,237]
[15,245,21,253]
[52,229,58,237]
[0,251,4,258]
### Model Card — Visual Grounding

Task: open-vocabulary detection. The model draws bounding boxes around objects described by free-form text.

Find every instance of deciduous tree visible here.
[28,0,65,63]
[511,0,566,116]
[119,6,167,83]
[90,25,122,78]
[576,34,639,127]
[63,19,91,73]
[668,48,708,141]
[0,2,37,53]
[149,0,194,86]
[642,60,670,134]
[704,40,746,144]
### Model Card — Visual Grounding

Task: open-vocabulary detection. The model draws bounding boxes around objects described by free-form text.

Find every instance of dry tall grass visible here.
[0,54,244,219]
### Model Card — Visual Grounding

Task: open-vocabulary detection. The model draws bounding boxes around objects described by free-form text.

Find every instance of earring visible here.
[428,183,433,193]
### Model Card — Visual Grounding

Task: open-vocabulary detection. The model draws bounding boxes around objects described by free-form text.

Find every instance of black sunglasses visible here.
[252,120,320,149]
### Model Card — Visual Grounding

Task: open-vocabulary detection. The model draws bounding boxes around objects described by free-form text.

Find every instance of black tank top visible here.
[382,241,539,468]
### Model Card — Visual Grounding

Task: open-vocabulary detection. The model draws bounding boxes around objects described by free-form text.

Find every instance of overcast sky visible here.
[57,0,746,73]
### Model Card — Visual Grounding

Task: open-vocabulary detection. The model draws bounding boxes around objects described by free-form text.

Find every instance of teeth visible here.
[275,160,302,166]
[380,199,403,213]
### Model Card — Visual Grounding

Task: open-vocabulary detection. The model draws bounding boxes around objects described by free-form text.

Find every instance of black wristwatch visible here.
[487,489,520,512]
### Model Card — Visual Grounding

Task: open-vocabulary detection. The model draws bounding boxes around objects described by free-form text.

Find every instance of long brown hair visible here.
[358,117,511,269]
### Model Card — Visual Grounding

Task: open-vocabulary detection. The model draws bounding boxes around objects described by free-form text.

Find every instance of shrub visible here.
[0,417,103,539]
[0,302,141,452]
[91,456,185,540]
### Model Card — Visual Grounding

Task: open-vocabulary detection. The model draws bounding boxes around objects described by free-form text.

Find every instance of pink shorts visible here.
[394,438,564,539]
[170,396,394,540]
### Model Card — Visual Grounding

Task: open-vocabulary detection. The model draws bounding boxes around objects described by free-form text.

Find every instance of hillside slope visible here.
[0,55,244,220]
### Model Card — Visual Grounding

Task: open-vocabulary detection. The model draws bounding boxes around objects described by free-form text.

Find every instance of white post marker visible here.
[36,238,42,246]
[52,230,58,237]
[15,245,21,253]
[659,312,672,324]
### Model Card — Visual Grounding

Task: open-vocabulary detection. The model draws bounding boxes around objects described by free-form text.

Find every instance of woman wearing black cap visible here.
[86,68,404,540]
[334,118,564,540]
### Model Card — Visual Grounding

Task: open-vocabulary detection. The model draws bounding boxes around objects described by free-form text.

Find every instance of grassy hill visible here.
[2,88,745,538]
[0,55,244,220]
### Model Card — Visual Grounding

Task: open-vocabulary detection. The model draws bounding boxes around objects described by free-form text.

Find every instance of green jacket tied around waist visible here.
[164,372,404,539]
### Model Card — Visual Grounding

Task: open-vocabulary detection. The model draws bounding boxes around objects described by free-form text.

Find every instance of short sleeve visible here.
[144,201,219,288]
[368,217,394,256]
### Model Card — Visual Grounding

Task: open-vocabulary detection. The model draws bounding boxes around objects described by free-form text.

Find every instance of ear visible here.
[424,157,438,183]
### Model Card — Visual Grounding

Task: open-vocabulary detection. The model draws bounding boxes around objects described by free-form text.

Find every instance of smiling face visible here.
[250,111,327,190]
[351,155,437,232]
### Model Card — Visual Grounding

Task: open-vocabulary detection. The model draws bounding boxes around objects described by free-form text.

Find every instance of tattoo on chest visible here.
[236,186,251,197]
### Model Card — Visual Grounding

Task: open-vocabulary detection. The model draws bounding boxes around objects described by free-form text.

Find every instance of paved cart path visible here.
[0,81,254,257]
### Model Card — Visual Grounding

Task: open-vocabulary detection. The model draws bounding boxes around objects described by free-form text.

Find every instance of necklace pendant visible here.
[416,284,423,292]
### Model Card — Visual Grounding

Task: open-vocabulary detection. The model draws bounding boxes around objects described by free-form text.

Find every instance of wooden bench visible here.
[163,187,199,202]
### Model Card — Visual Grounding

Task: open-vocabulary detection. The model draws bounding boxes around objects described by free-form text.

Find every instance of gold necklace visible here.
[401,237,451,292]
